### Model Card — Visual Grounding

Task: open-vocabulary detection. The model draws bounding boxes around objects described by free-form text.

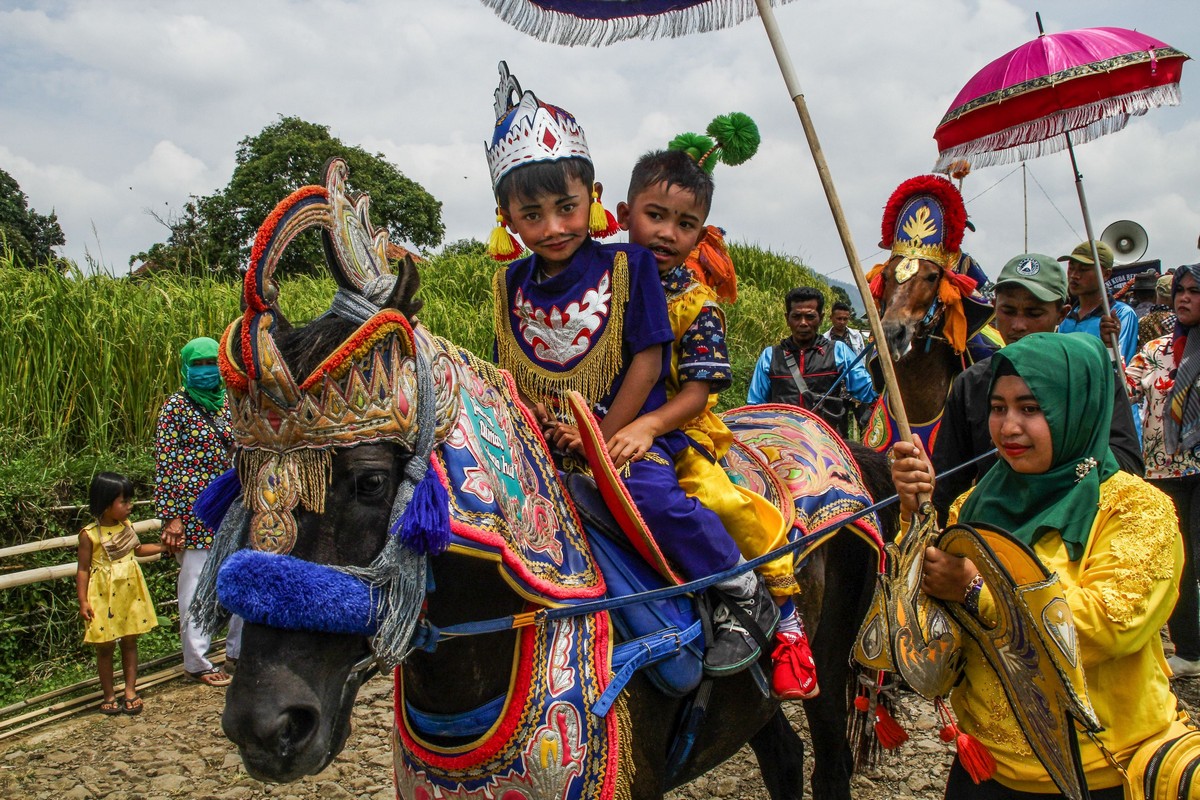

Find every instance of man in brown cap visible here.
[1057,240,1140,367]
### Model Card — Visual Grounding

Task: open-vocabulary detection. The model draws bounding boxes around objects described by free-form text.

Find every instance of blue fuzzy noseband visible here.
[217,549,378,636]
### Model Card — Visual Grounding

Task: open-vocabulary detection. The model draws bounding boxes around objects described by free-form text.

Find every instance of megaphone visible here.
[1101,220,1148,265]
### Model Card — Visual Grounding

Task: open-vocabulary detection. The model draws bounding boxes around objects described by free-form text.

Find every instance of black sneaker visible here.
[703,582,780,676]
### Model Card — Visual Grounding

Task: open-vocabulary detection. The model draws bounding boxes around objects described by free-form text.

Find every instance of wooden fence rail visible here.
[0,519,163,590]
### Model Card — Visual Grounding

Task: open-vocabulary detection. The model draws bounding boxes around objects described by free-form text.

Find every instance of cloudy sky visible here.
[2,0,1197,289]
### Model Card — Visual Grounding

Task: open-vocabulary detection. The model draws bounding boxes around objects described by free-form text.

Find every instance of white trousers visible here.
[176,549,243,673]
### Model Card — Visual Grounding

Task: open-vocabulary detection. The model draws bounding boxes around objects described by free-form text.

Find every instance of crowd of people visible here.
[70,59,1198,799]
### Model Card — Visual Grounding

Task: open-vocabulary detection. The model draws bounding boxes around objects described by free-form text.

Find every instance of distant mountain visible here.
[823,275,868,315]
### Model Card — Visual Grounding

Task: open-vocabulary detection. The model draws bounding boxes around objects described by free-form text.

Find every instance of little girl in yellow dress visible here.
[76,472,169,715]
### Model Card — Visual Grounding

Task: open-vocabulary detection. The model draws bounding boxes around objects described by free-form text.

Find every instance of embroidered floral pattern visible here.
[153,391,233,549]
[1128,336,1200,479]
[1099,471,1178,624]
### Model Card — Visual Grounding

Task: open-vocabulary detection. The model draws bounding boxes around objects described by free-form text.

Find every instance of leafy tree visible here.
[0,168,65,268]
[133,116,444,276]
[440,238,487,258]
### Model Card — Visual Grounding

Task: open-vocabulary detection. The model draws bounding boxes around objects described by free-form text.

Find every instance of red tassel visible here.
[853,691,908,749]
[865,262,886,303]
[873,703,909,750]
[935,698,995,783]
[956,729,996,784]
[595,208,621,239]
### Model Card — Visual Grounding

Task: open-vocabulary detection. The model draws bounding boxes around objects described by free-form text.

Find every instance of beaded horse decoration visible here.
[199,157,459,666]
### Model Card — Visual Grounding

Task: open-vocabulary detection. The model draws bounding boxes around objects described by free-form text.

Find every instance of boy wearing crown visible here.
[611,118,817,699]
[485,63,777,675]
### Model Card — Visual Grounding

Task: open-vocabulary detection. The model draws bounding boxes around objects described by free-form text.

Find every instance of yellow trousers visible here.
[673,446,796,597]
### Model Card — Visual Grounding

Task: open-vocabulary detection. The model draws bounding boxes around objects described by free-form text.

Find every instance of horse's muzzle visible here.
[221,624,367,782]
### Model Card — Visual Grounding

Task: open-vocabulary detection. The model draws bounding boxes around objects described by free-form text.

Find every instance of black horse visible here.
[217,261,894,800]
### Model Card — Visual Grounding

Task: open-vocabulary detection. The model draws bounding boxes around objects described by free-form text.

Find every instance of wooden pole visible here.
[753,0,912,442]
[1064,133,1130,391]
[0,519,162,560]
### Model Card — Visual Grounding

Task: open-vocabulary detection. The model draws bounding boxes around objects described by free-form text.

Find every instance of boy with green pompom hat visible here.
[485,65,780,676]
[613,113,819,700]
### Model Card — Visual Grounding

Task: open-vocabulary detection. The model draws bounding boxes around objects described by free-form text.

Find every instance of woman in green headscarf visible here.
[153,336,240,686]
[179,337,225,413]
[891,333,1188,798]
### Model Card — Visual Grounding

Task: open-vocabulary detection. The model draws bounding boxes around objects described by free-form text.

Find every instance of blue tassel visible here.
[393,468,451,555]
[194,468,241,532]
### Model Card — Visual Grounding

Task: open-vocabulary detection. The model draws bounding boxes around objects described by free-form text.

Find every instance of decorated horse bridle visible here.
[190,157,460,668]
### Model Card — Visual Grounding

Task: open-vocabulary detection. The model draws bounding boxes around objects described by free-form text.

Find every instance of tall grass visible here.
[0,241,829,702]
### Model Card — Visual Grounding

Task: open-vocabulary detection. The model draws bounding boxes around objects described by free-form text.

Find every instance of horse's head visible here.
[876,254,945,359]
[220,314,416,783]
[872,174,971,361]
[199,158,448,782]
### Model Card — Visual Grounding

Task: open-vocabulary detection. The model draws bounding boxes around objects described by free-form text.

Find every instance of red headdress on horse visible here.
[867,175,990,355]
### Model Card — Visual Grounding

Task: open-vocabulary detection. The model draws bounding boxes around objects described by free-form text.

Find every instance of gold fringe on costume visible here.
[613,692,635,800]
[239,448,333,515]
[492,252,630,419]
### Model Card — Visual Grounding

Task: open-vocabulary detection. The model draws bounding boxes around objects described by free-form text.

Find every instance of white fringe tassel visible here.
[478,0,796,47]
[934,84,1182,173]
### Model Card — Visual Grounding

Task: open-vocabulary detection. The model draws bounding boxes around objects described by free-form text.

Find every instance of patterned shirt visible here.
[1127,335,1200,479]
[153,391,233,548]
[661,265,732,392]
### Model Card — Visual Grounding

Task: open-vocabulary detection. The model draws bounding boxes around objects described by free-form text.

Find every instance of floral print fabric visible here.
[1127,335,1200,479]
[153,391,233,548]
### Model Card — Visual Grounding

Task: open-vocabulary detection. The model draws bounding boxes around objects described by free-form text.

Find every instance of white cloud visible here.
[0,0,1196,279]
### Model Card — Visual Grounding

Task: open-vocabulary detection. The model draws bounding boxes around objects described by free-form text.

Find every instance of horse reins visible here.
[398,448,1000,653]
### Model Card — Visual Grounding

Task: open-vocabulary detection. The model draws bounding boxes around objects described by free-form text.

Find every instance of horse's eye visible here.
[354,472,390,500]
[926,273,938,283]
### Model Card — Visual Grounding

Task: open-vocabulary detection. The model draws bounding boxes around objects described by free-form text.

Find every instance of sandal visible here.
[186,668,232,687]
[99,699,122,715]
[122,695,143,715]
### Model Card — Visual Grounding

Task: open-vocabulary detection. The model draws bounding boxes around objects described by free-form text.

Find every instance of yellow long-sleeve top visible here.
[662,267,732,458]
[946,470,1184,792]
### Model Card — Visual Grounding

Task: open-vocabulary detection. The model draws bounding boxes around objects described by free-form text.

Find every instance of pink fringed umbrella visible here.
[933,20,1189,365]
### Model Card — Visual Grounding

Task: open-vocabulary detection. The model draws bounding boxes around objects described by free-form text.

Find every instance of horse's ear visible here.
[384,254,423,322]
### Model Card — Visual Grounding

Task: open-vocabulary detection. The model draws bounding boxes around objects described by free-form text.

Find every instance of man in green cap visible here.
[932,253,1143,517]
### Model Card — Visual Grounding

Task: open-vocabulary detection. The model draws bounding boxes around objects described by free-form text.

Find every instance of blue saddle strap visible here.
[592,621,703,717]
[404,693,506,739]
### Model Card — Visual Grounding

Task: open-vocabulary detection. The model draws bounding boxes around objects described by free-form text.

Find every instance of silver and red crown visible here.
[485,61,591,188]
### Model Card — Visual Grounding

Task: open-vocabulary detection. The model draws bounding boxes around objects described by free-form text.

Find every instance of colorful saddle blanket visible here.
[722,404,884,557]
[430,339,604,605]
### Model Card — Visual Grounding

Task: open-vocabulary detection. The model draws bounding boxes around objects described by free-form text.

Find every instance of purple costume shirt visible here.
[494,237,738,581]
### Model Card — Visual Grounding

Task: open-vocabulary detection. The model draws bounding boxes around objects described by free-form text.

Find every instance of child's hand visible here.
[607,419,655,470]
[80,602,94,622]
[889,436,935,518]
[548,423,583,455]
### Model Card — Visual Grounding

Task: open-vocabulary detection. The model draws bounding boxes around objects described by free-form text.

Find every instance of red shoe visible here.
[771,630,819,700]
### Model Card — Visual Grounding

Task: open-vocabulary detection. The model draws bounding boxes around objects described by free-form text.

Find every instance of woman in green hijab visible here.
[179,337,226,413]
[891,333,1188,798]
[153,336,240,686]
